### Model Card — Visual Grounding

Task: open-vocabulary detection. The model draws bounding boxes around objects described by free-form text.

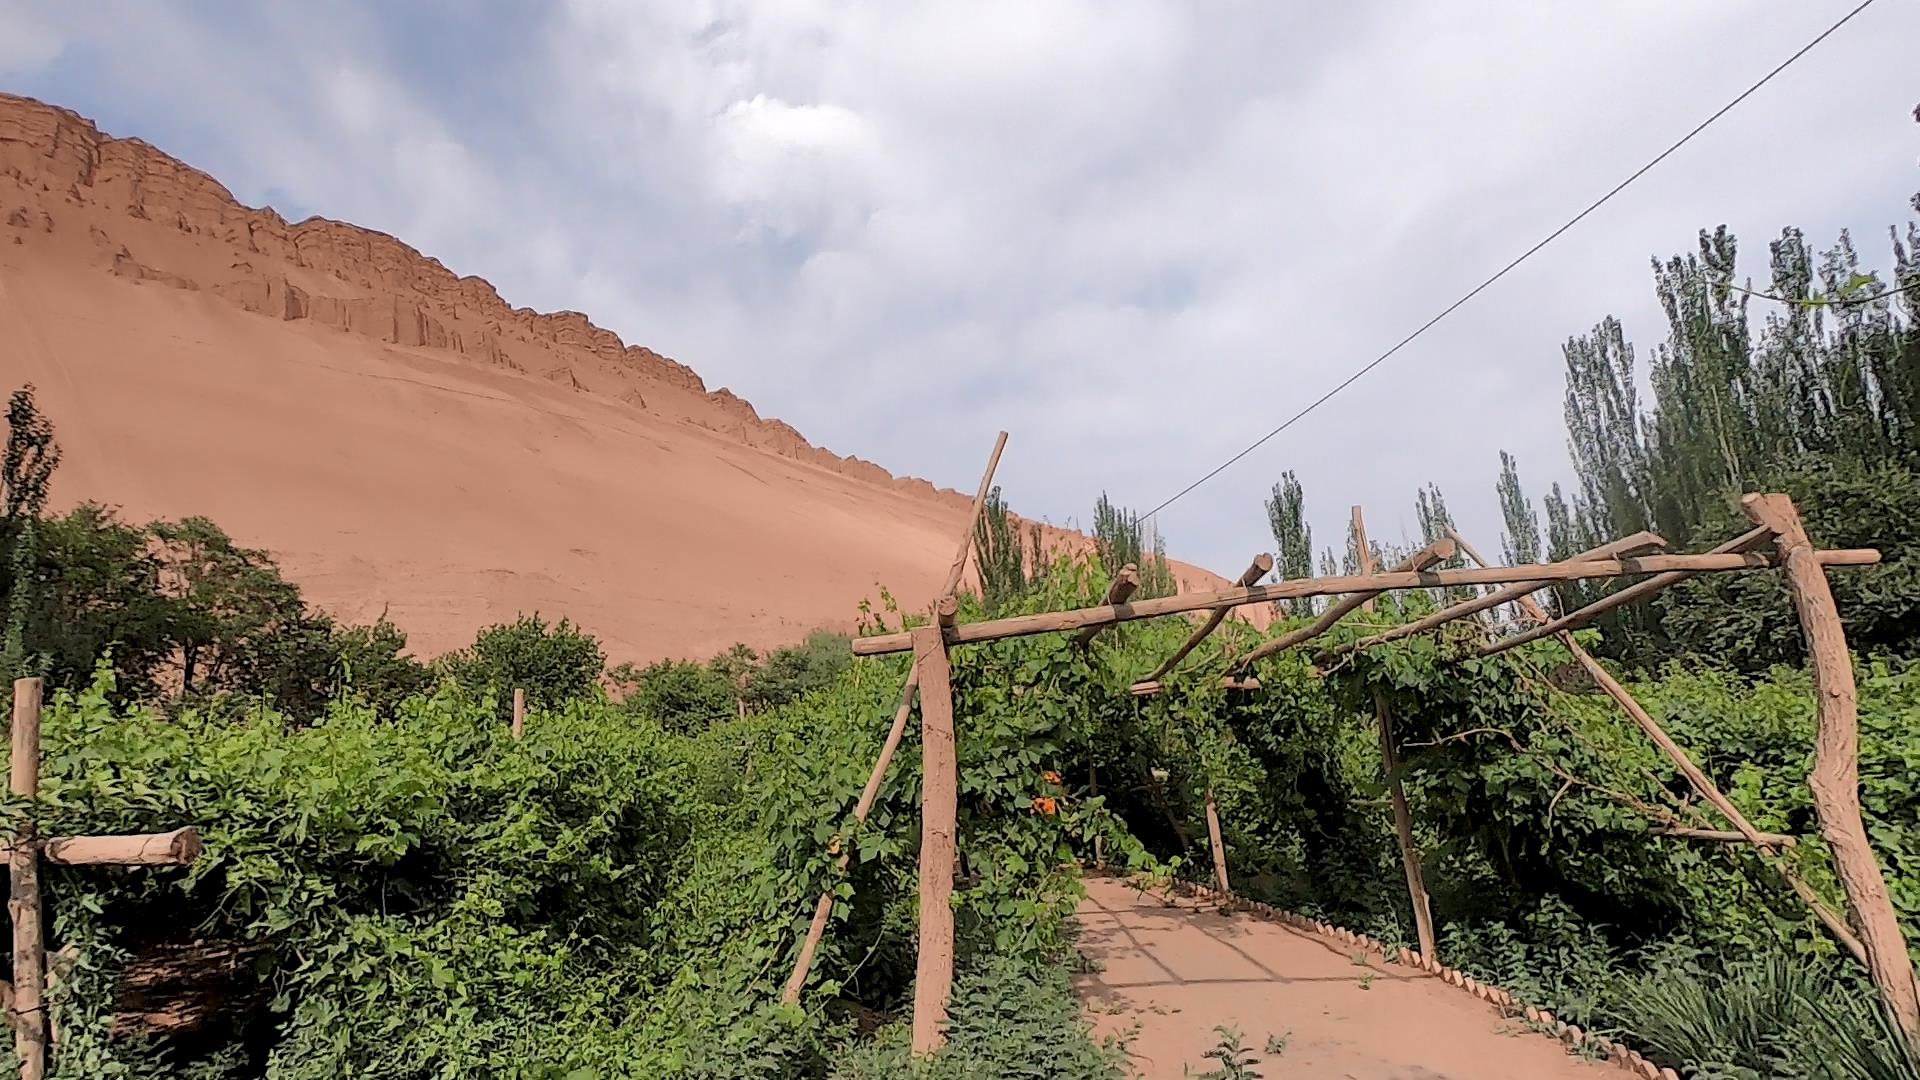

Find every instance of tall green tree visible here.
[1264,471,1313,614]
[2,385,60,678]
[1091,493,1174,599]
[1495,452,1542,567]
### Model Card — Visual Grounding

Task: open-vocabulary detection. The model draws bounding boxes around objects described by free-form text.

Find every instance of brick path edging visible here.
[1129,875,1679,1080]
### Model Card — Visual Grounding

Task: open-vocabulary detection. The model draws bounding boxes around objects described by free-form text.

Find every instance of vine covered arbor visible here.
[782,434,1914,1062]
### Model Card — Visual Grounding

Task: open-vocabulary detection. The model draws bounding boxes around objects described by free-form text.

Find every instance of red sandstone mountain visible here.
[0,93,1258,663]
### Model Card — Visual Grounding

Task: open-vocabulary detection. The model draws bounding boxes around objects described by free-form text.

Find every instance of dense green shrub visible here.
[618,658,736,733]
[437,613,606,723]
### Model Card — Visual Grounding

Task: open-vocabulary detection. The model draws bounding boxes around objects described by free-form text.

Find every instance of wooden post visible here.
[1352,506,1376,613]
[910,625,958,1056]
[1450,528,1868,967]
[1744,493,1920,1044]
[783,431,1006,1004]
[10,678,45,1080]
[1375,690,1436,961]
[1203,788,1230,895]
[511,688,526,739]
[1090,762,1104,867]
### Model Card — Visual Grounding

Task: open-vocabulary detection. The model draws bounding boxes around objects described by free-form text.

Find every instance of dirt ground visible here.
[1075,877,1604,1079]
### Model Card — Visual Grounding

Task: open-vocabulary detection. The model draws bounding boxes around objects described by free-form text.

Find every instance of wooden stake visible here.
[854,548,1878,656]
[782,674,920,1003]
[1376,690,1436,961]
[1450,529,1869,967]
[1744,493,1920,1044]
[1478,525,1774,658]
[944,432,1009,596]
[10,678,45,1080]
[1090,762,1104,868]
[1204,788,1230,895]
[1134,554,1273,689]
[1229,539,1454,672]
[910,626,958,1056]
[1323,531,1667,661]
[1352,506,1376,613]
[511,688,526,739]
[1073,565,1139,648]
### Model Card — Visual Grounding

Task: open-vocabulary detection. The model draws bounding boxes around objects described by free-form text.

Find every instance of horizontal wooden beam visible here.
[849,548,1880,656]
[1073,565,1140,647]
[5,828,202,867]
[1476,525,1777,658]
[1133,554,1273,688]
[1654,825,1796,847]
[1320,530,1667,661]
[1228,538,1454,672]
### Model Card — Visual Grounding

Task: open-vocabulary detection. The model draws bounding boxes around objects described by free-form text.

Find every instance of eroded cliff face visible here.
[0,92,945,502]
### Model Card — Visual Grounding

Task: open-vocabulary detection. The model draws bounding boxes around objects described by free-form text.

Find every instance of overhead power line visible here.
[1142,0,1881,522]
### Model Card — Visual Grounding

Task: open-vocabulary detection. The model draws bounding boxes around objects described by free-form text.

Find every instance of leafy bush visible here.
[618,658,736,733]
[437,613,605,723]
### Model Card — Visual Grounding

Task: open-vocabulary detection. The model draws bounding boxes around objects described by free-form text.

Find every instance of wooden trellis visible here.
[7,677,202,1080]
[795,444,1909,1053]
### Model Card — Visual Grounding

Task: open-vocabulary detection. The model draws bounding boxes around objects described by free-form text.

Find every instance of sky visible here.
[3,1,1917,578]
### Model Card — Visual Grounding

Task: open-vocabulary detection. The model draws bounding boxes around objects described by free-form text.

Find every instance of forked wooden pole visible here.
[1450,528,1868,967]
[10,678,45,1080]
[1074,565,1139,648]
[785,431,1006,1004]
[1132,555,1272,691]
[910,625,959,1056]
[1228,539,1455,673]
[1478,525,1774,658]
[1322,531,1666,662]
[1352,506,1376,613]
[1376,689,1436,961]
[853,549,1879,656]
[1203,788,1231,895]
[1744,494,1920,1044]
[511,688,526,739]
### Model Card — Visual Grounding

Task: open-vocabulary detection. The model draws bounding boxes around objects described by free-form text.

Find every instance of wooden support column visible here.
[1451,528,1868,967]
[10,678,44,1080]
[784,431,1005,1005]
[511,688,526,739]
[1203,788,1231,895]
[910,625,958,1056]
[1744,493,1920,1045]
[1352,506,1376,613]
[1376,690,1437,962]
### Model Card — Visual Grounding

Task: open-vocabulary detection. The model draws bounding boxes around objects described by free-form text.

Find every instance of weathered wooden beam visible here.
[1654,826,1795,847]
[3,828,204,867]
[1128,680,1162,697]
[1377,690,1436,961]
[1322,530,1667,661]
[1352,506,1377,613]
[1131,554,1273,690]
[1228,538,1455,672]
[1745,493,1920,1046]
[1476,525,1775,658]
[511,688,526,739]
[910,625,959,1055]
[944,431,1009,597]
[1450,529,1869,968]
[10,678,45,1080]
[850,548,1879,656]
[1073,565,1139,648]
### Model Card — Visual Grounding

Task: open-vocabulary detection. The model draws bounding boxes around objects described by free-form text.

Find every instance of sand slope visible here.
[0,93,1254,663]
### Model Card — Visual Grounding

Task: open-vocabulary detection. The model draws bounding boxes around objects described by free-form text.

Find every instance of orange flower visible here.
[1031,796,1059,816]
[1041,770,1062,785]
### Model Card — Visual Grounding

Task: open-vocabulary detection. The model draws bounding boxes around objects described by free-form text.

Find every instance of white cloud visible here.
[13,0,1920,575]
